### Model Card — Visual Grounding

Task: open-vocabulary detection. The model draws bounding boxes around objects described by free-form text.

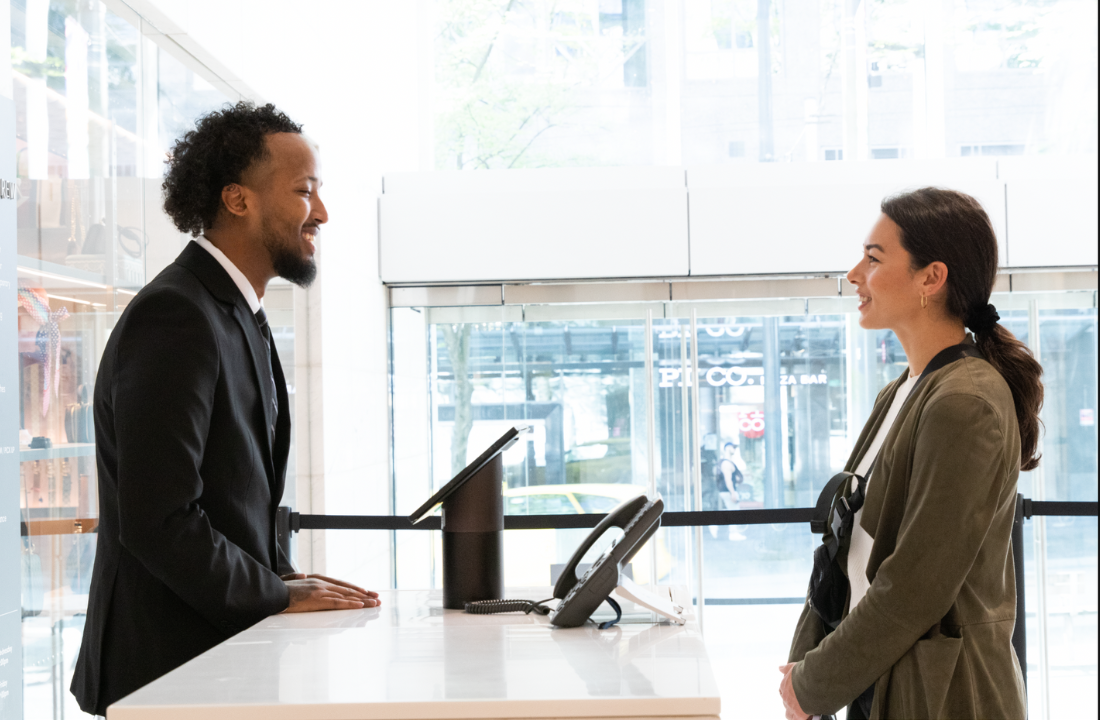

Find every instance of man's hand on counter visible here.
[280,573,382,613]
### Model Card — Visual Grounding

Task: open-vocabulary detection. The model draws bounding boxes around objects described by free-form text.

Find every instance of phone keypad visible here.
[622,502,655,536]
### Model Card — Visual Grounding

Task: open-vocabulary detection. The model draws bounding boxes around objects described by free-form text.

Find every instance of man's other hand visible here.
[280,573,381,613]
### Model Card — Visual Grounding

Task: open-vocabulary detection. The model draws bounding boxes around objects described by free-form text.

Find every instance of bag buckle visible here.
[832,495,856,540]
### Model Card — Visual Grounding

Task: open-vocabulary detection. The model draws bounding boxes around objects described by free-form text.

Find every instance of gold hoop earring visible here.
[921,295,927,309]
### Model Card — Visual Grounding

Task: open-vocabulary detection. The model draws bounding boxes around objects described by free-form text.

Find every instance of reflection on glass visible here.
[1037,306,1097,502]
[1037,517,1098,718]
[1023,300,1097,720]
[430,320,649,496]
[425,315,908,513]
[433,0,1098,167]
[405,308,917,595]
[11,2,234,717]
[402,300,1098,516]
[156,48,229,160]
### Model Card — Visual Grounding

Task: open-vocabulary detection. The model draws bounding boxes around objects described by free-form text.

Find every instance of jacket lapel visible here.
[175,241,278,487]
[269,340,291,502]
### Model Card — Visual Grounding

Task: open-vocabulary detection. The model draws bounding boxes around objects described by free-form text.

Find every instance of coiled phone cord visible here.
[464,598,556,615]
[464,596,623,630]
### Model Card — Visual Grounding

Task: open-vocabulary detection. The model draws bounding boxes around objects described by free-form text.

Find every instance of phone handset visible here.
[553,494,651,601]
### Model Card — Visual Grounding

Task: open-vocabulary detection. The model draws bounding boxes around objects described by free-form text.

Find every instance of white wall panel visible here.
[1000,156,1099,268]
[390,285,502,308]
[687,161,1006,275]
[380,168,689,283]
[689,182,888,275]
[385,166,687,193]
[687,159,1000,188]
[379,158,1098,284]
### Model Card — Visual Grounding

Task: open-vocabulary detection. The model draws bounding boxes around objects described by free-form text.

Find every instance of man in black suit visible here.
[72,102,379,716]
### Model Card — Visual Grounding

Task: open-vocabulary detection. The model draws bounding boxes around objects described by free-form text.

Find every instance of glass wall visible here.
[393,300,905,588]
[1017,294,1098,720]
[8,2,251,717]
[390,284,1098,718]
[432,0,1099,168]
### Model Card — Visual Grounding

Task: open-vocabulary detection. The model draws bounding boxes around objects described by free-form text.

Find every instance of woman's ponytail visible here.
[882,188,1045,471]
[972,319,1045,471]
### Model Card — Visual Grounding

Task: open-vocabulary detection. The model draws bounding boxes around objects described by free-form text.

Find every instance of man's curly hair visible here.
[162,102,303,237]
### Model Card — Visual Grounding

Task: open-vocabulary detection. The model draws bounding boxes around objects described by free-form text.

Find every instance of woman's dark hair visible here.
[162,102,302,237]
[881,187,1044,471]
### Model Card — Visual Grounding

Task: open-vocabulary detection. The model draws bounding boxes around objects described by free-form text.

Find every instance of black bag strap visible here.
[922,342,983,378]
[811,471,857,534]
[812,449,882,535]
[810,343,982,535]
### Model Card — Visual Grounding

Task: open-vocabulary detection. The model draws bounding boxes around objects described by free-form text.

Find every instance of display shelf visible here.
[20,443,96,462]
[16,252,123,288]
[20,506,80,520]
[21,516,99,536]
[21,587,91,620]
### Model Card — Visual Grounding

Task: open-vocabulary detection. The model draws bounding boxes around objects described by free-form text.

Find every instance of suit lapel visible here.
[270,340,291,502]
[176,241,279,488]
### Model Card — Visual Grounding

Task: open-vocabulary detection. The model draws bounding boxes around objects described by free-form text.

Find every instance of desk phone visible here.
[465,493,664,629]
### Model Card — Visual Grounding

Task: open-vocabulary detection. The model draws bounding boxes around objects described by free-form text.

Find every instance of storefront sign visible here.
[737,410,765,439]
[658,366,828,389]
[659,325,748,340]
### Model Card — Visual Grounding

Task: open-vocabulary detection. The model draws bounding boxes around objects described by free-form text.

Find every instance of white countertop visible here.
[109,588,720,720]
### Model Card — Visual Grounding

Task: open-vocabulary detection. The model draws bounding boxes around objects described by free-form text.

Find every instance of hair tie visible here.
[967,303,1000,334]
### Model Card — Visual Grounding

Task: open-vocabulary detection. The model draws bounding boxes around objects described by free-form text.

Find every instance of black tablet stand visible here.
[440,453,504,609]
[408,427,527,610]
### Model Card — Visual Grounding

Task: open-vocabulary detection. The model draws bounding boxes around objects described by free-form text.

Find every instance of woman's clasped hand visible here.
[778,663,810,720]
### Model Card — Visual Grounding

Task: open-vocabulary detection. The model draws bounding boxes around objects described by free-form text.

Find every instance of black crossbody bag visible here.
[807,343,982,631]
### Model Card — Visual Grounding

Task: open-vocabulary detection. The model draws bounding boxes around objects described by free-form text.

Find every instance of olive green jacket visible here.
[788,347,1027,719]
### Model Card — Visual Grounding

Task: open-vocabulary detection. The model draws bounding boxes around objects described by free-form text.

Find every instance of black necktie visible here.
[255,308,278,434]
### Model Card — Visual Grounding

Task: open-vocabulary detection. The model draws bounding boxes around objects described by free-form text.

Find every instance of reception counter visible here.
[109,588,721,719]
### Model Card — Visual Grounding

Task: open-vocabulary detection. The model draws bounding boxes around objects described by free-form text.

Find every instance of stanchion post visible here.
[276,505,292,563]
[1011,493,1027,692]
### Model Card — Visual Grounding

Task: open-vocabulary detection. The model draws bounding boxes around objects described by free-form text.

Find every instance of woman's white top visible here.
[847,373,920,612]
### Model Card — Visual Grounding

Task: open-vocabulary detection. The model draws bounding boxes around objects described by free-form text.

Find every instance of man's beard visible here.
[262,219,317,287]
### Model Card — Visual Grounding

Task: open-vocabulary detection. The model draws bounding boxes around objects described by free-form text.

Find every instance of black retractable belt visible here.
[808,342,982,630]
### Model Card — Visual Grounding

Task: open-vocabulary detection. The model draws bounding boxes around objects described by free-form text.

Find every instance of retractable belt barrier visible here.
[279,501,1095,534]
[273,497,1096,693]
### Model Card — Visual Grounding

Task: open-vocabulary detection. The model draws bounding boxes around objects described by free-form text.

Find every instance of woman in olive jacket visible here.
[779,188,1043,720]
